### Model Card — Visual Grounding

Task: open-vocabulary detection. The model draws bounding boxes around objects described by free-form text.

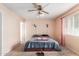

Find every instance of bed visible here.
[24,34,61,51]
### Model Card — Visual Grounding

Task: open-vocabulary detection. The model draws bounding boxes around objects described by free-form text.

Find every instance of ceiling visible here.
[4,3,77,20]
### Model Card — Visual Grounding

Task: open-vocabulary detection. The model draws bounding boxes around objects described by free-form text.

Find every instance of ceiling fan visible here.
[28,3,49,15]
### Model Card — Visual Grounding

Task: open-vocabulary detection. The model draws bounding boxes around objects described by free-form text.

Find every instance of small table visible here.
[36,51,44,56]
[36,52,44,56]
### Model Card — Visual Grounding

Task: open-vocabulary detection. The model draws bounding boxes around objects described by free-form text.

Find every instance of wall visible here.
[54,18,61,44]
[0,12,2,55]
[55,4,79,55]
[0,4,23,55]
[23,19,55,43]
[65,35,79,55]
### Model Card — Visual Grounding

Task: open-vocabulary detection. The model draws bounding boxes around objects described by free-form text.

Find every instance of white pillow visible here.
[42,37,48,40]
[34,37,41,40]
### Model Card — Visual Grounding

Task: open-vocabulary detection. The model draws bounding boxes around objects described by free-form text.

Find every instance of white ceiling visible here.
[4,3,77,20]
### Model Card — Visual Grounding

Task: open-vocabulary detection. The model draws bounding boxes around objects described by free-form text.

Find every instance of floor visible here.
[6,44,78,56]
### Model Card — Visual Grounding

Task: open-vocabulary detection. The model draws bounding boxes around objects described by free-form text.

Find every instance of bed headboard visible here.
[32,34,50,38]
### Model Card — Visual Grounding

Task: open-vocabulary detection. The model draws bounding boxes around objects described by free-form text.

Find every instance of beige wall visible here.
[55,4,79,55]
[65,35,79,55]
[24,19,55,43]
[0,12,2,55]
[54,18,61,44]
[0,4,23,55]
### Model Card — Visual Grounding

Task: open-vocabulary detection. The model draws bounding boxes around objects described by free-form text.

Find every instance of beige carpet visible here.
[6,44,78,56]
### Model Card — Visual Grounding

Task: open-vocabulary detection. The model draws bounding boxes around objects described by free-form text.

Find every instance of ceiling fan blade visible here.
[42,10,49,14]
[28,10,37,12]
[32,3,38,8]
[43,3,49,8]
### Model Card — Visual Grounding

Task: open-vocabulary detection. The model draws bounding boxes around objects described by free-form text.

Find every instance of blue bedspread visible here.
[24,38,61,51]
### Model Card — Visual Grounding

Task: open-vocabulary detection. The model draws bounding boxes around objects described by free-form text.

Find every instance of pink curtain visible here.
[61,17,64,46]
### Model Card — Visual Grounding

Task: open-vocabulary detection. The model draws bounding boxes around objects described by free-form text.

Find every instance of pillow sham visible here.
[41,37,48,41]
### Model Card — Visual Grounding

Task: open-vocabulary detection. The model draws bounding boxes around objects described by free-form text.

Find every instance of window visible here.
[20,21,26,43]
[64,12,79,36]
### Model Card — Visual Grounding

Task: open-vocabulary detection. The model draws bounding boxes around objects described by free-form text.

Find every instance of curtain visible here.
[64,12,79,36]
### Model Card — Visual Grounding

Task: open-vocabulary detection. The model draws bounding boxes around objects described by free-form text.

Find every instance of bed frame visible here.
[24,48,58,51]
